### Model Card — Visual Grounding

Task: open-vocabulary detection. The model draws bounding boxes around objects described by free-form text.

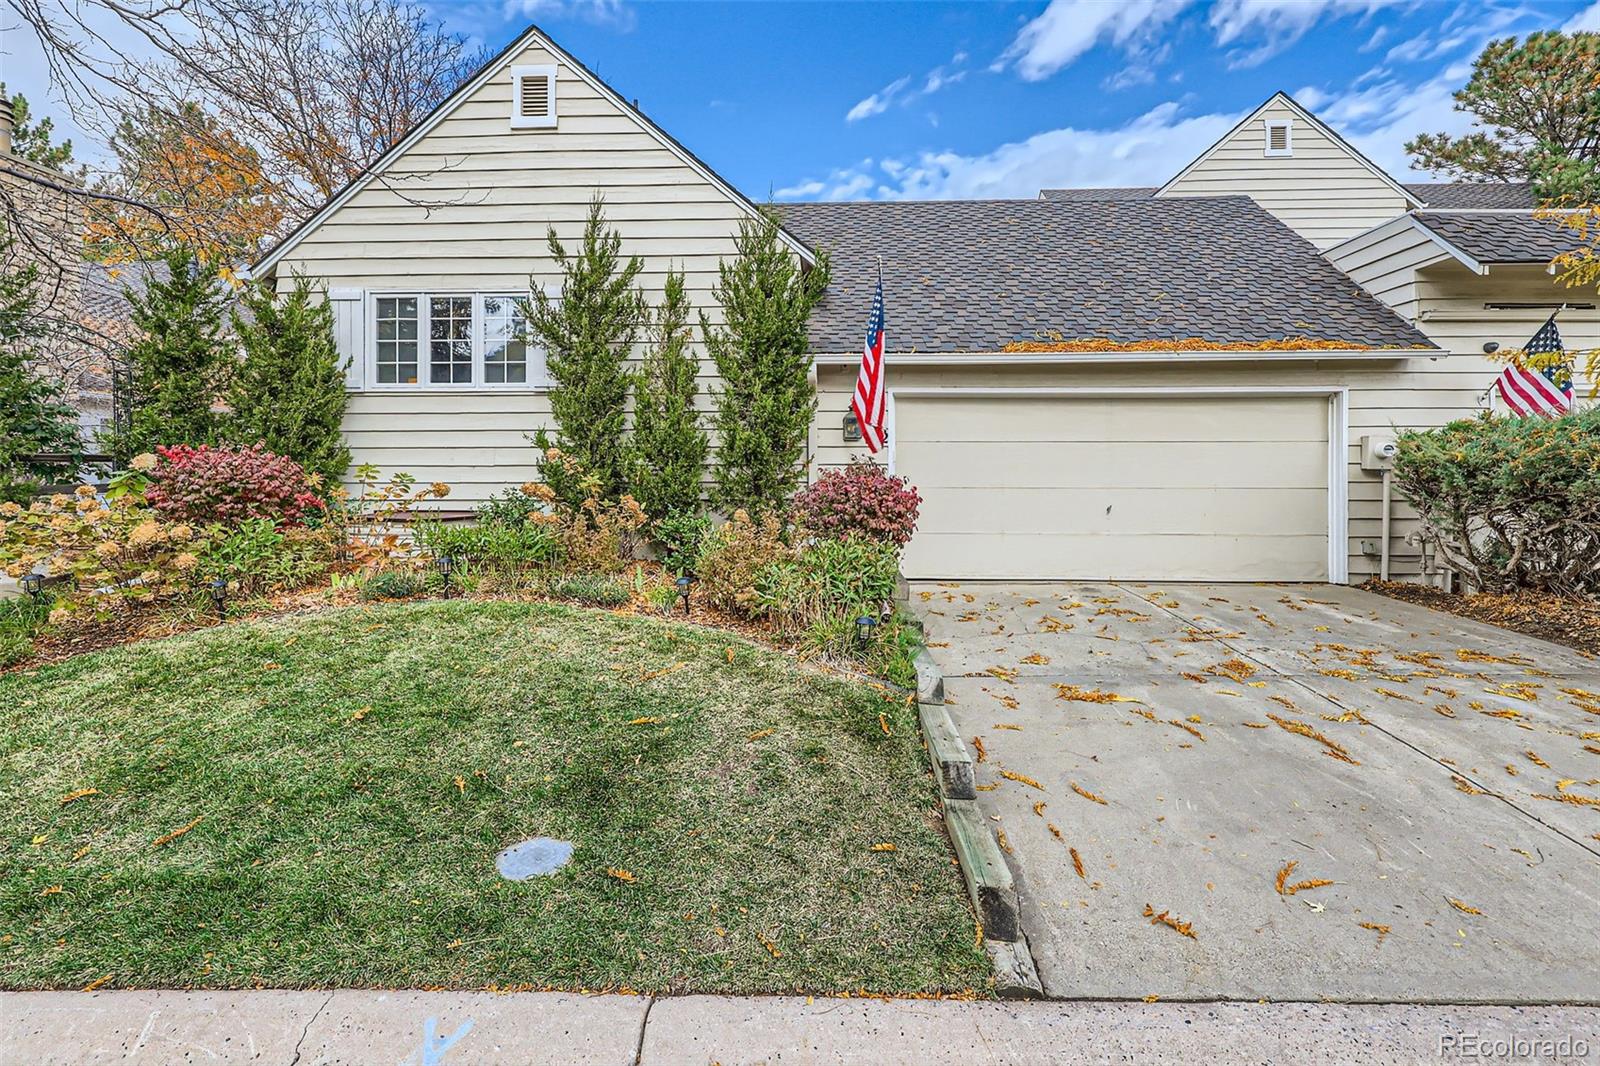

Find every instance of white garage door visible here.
[893,393,1331,581]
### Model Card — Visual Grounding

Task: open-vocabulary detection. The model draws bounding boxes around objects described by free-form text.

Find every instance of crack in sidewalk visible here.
[631,994,657,1066]
[288,991,334,1066]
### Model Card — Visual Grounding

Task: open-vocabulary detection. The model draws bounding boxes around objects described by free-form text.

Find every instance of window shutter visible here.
[329,288,366,391]
[510,65,558,129]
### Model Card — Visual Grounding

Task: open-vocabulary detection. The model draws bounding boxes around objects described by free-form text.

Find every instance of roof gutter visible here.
[812,348,1441,367]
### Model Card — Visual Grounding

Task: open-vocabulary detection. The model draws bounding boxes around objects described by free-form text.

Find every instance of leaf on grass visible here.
[999,769,1044,790]
[39,885,62,897]
[606,867,636,883]
[1142,903,1196,939]
[81,974,113,992]
[59,788,100,805]
[869,842,896,852]
[1265,713,1359,765]
[261,662,281,671]
[1447,898,1483,916]
[758,934,782,958]
[1070,782,1108,805]
[642,662,687,681]
[725,647,735,663]
[1054,684,1137,704]
[628,716,664,726]
[747,728,775,741]
[151,816,202,848]
[349,706,372,722]
[71,845,91,861]
[879,713,891,736]
[1070,847,1086,879]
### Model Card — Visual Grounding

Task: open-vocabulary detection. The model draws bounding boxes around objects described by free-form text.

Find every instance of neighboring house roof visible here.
[251,24,812,277]
[1404,182,1536,209]
[81,260,168,323]
[775,197,1434,354]
[1155,92,1424,208]
[1410,211,1572,267]
[1038,187,1156,202]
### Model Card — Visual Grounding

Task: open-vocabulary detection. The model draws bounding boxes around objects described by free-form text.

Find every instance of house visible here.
[252,28,1581,585]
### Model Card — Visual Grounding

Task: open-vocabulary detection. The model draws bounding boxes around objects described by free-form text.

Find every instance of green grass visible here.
[0,600,988,994]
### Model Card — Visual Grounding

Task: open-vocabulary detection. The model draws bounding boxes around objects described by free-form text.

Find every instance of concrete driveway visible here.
[915,581,1600,1003]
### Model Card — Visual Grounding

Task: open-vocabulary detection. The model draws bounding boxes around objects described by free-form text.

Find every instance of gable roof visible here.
[775,197,1434,354]
[251,24,812,277]
[1404,182,1535,209]
[1409,211,1572,269]
[1154,92,1423,208]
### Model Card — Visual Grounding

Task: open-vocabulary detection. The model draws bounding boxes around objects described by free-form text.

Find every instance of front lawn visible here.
[0,600,988,995]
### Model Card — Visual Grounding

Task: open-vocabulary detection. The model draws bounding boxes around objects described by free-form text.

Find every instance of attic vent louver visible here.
[510,64,557,129]
[1264,118,1292,157]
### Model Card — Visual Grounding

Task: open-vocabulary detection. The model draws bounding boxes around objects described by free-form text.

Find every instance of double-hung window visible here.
[368,292,539,388]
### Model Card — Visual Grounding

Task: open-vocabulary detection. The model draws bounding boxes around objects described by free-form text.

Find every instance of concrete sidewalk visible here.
[4,991,1598,1065]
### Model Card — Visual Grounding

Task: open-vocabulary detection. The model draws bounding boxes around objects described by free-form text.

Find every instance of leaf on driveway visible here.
[1266,713,1360,765]
[992,692,1020,710]
[986,666,1018,684]
[1447,897,1483,916]
[1020,653,1051,665]
[1457,650,1531,666]
[999,769,1044,790]
[1452,775,1488,795]
[1531,791,1600,807]
[1275,859,1333,896]
[1070,847,1086,879]
[1206,659,1257,683]
[1181,672,1208,684]
[1359,921,1391,944]
[1142,904,1196,939]
[1038,615,1074,633]
[1054,684,1137,703]
[1070,782,1108,805]
[1433,704,1456,717]
[1525,750,1550,768]
[1169,719,1205,741]
[972,737,987,763]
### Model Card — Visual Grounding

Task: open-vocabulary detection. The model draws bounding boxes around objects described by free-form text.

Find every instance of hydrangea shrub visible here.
[793,461,921,549]
[145,444,325,527]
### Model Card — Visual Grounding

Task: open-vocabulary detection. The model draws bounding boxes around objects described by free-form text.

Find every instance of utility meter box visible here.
[1360,435,1398,472]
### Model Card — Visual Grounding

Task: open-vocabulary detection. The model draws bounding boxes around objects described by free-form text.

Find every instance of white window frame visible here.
[364,291,547,392]
[510,64,558,129]
[1264,118,1293,157]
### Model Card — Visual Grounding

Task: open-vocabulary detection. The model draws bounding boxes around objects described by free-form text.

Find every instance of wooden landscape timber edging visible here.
[911,640,1043,999]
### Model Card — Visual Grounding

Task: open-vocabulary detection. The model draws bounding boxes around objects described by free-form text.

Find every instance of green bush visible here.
[475,487,545,527]
[654,510,710,577]
[197,519,335,596]
[547,572,629,606]
[754,535,900,636]
[415,519,561,570]
[1392,409,1600,595]
[359,569,427,601]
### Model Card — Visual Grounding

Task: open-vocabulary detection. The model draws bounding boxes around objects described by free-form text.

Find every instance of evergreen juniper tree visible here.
[112,246,231,458]
[227,274,351,484]
[523,194,645,501]
[704,208,830,514]
[627,270,707,520]
[0,226,82,502]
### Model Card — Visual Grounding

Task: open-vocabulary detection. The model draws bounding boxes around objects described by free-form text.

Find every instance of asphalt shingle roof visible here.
[775,197,1434,353]
[1038,187,1157,202]
[1412,211,1572,264]
[1404,182,1535,209]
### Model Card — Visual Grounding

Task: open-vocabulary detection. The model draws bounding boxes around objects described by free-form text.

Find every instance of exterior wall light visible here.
[843,411,862,442]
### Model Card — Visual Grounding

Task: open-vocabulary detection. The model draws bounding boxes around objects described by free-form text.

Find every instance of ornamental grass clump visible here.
[793,461,921,548]
[145,443,325,527]
[1391,408,1600,596]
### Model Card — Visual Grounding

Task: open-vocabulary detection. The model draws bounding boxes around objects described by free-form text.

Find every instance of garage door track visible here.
[916,581,1600,1003]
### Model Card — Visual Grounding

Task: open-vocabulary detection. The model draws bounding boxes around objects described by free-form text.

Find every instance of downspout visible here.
[1379,468,1392,582]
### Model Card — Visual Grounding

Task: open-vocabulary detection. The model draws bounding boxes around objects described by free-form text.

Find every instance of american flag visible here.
[852,266,888,452]
[1495,315,1574,418]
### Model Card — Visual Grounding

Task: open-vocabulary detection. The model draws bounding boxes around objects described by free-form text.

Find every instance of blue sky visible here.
[9,0,1600,199]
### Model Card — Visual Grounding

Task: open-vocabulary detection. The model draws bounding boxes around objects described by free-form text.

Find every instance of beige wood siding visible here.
[893,393,1330,581]
[273,34,765,502]
[1160,100,1409,250]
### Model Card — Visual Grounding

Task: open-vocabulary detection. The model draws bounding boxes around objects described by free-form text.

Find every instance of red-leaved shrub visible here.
[793,461,921,548]
[144,443,325,526]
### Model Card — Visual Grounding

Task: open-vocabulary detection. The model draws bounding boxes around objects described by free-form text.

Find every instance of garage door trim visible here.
[884,386,1350,584]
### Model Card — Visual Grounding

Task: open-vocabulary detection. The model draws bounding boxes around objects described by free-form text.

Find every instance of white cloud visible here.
[1565,1,1600,30]
[1208,0,1404,67]
[1310,59,1479,177]
[845,53,968,122]
[845,77,909,123]
[779,102,1241,201]
[997,0,1194,82]
[503,0,635,30]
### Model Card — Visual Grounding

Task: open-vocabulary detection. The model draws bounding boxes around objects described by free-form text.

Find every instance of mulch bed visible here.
[1364,579,1600,658]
